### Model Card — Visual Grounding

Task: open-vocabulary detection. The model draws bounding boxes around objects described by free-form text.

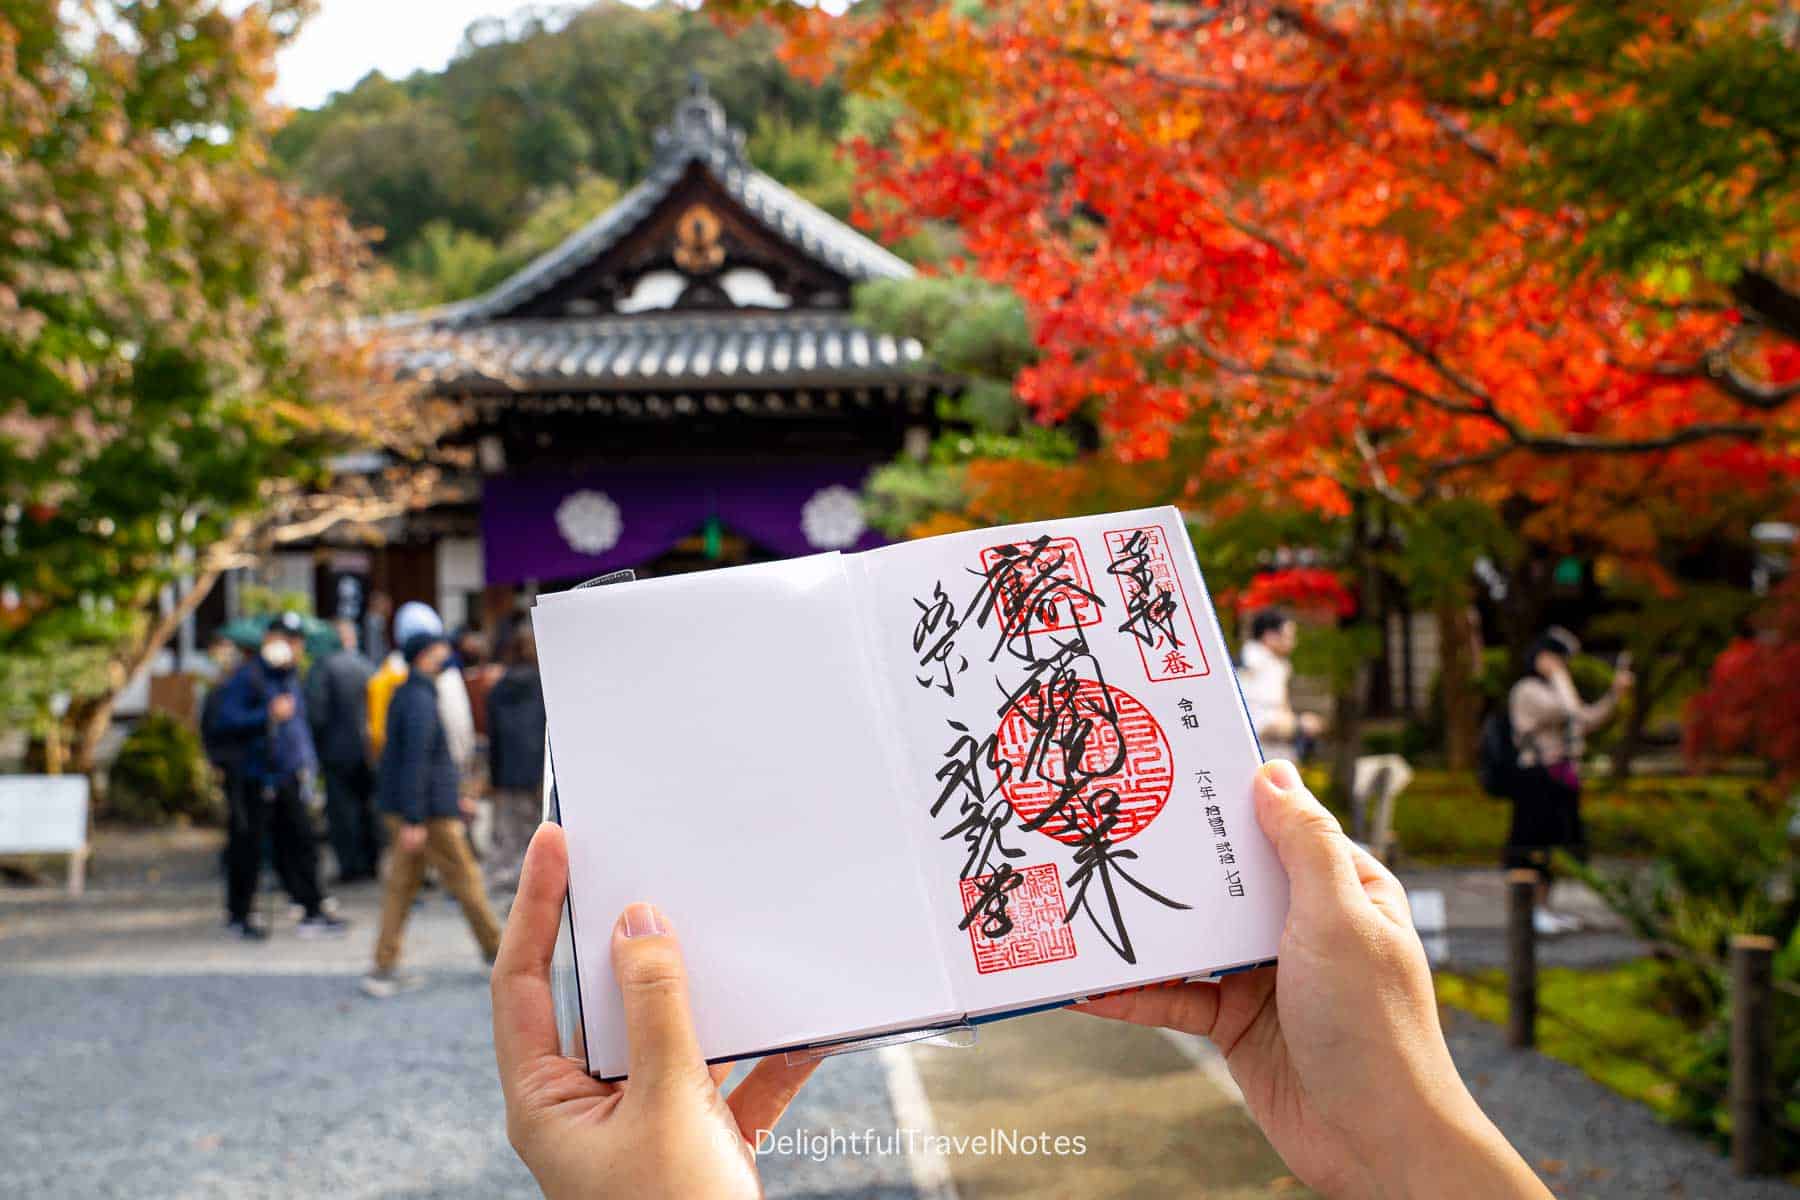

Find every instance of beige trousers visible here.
[374,816,502,973]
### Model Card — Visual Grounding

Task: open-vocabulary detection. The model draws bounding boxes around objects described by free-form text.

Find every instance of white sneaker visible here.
[361,970,424,999]
[1532,908,1565,937]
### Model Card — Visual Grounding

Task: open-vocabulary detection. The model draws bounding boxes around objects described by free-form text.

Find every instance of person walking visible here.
[1237,607,1325,761]
[207,613,349,941]
[368,601,476,773]
[307,619,380,883]
[364,631,503,997]
[362,590,392,664]
[484,628,547,891]
[1505,626,1633,935]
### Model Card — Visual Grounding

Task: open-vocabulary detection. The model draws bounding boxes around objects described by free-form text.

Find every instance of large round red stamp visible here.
[994,680,1172,845]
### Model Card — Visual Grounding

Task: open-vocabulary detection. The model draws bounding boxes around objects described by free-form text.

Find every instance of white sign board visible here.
[0,776,91,894]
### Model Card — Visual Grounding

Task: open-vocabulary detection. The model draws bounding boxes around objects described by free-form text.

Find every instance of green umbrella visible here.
[218,612,337,660]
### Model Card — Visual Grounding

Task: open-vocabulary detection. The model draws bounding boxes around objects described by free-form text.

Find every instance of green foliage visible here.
[1310,767,1776,866]
[386,174,628,308]
[1591,580,1754,728]
[748,116,854,219]
[855,274,1037,383]
[390,222,502,308]
[1570,789,1800,1164]
[106,713,220,826]
[857,272,1080,536]
[274,2,848,268]
[1436,963,1692,1120]
[0,606,138,739]
[1472,647,1614,709]
[1,1,375,749]
[1382,499,1516,608]
[235,585,313,618]
[1427,3,1798,283]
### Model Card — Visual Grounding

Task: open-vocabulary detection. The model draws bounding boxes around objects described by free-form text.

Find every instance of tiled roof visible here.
[404,311,926,391]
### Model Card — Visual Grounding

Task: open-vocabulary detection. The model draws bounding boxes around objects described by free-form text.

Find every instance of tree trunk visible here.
[1438,596,1479,770]
[1610,653,1678,782]
[70,566,224,775]
[1331,673,1366,833]
[1332,494,1375,825]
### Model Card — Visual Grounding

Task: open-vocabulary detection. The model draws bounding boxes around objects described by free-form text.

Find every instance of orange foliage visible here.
[737,1,1798,565]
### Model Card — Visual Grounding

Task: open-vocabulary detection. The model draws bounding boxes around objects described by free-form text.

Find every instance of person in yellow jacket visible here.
[366,650,408,757]
[367,601,476,770]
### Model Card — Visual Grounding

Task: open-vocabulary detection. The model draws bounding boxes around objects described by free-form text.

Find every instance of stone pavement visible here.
[1396,864,1651,970]
[0,827,1269,1199]
[3,830,1790,1198]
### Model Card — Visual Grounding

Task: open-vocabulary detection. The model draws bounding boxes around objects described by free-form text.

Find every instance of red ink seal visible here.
[959,862,1079,974]
[1102,524,1208,683]
[993,680,1173,845]
[979,536,1103,637]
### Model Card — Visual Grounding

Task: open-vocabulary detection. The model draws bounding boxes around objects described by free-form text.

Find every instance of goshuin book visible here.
[531,505,1289,1079]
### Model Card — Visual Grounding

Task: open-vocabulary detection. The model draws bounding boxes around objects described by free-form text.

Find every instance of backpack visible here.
[1476,706,1520,798]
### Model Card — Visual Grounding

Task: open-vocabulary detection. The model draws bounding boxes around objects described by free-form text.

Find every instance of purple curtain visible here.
[481,461,887,586]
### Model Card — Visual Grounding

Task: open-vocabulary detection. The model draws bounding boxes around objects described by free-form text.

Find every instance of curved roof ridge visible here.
[412,78,913,329]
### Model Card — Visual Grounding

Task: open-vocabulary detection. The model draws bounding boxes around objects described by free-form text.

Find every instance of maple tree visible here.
[1686,572,1800,782]
[740,0,1797,489]
[725,0,1799,768]
[0,1,440,770]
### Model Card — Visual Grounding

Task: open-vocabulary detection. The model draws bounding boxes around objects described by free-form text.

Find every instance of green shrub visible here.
[106,713,220,826]
[1572,794,1800,1165]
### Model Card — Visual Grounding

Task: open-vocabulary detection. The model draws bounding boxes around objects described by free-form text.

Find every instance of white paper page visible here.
[532,554,958,1078]
[854,506,1288,1017]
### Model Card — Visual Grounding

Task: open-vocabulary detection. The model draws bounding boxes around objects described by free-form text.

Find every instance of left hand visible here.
[492,824,819,1200]
[1612,668,1636,695]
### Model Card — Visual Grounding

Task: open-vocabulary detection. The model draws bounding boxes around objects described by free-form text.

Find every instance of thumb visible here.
[1253,760,1365,926]
[611,902,708,1093]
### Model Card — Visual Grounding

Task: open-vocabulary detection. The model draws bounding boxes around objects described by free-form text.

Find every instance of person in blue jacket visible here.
[206,613,349,941]
[364,630,502,997]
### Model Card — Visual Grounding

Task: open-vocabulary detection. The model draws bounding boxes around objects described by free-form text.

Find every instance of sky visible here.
[272,1,637,110]
[272,0,848,111]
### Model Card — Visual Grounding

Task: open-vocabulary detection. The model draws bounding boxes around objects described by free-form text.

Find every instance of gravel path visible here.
[0,826,922,1200]
[1447,1009,1794,1199]
[0,970,918,1200]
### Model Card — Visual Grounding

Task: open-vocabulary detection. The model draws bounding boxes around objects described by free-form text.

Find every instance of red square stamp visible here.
[1102,524,1208,683]
[958,862,1079,974]
[978,536,1102,637]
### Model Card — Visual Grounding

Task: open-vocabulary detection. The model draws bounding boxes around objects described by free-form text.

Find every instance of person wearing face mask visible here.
[207,612,350,941]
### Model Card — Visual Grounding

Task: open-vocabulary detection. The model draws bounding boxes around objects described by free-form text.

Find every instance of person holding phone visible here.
[490,761,1552,1199]
[1505,627,1634,934]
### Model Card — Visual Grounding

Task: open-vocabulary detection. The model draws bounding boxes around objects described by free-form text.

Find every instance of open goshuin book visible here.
[532,506,1289,1079]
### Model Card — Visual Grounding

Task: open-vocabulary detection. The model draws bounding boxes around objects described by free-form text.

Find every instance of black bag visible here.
[1476,706,1519,798]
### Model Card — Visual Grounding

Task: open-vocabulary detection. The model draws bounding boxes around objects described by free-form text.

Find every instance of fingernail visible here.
[1262,759,1301,791]
[621,902,668,939]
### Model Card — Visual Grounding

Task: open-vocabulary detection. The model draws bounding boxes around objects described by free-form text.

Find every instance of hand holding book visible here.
[491,821,818,1200]
[492,763,1552,1200]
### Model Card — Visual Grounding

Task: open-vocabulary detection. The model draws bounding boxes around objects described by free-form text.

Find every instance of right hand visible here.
[1078,761,1549,1198]
[269,694,296,723]
[397,823,428,856]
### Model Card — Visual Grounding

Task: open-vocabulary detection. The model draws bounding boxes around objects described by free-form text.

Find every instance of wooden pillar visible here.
[1505,869,1537,1049]
[1731,934,1777,1176]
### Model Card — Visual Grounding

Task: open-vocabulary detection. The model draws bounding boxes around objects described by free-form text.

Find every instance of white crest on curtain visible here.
[555,490,623,555]
[800,485,866,550]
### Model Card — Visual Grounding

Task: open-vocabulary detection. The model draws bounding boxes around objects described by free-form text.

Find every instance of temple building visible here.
[286,77,955,634]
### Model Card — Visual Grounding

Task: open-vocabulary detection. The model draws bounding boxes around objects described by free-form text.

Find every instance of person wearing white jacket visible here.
[385,601,476,772]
